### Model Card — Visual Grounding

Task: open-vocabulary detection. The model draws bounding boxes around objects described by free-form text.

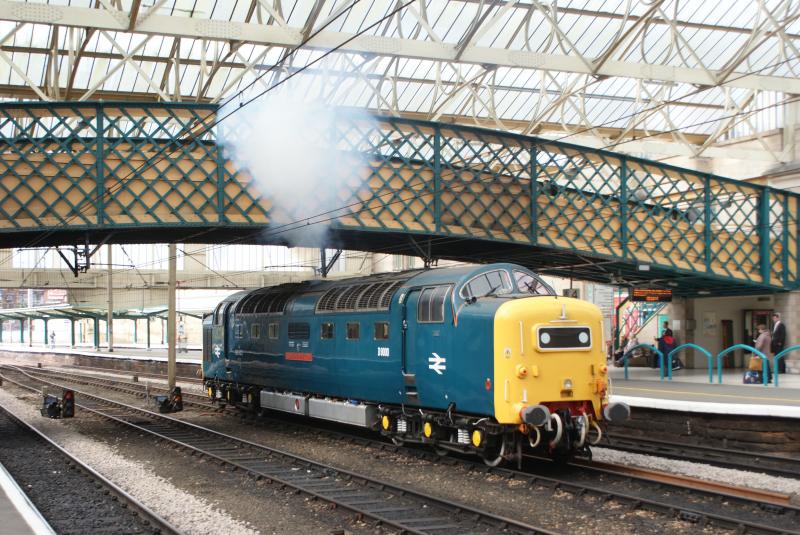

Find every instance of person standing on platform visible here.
[49,330,55,349]
[771,312,787,374]
[754,323,772,383]
[655,321,675,369]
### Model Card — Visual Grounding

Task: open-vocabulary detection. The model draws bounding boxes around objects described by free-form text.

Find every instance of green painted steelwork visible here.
[0,102,798,296]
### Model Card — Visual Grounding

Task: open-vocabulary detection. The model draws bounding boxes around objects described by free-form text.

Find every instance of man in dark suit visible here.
[771,312,787,374]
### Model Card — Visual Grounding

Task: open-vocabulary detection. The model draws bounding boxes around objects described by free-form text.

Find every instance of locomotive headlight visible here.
[540,332,551,345]
[563,378,573,390]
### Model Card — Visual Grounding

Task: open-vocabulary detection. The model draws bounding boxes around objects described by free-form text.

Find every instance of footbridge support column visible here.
[167,243,177,390]
[107,245,113,352]
[774,291,800,374]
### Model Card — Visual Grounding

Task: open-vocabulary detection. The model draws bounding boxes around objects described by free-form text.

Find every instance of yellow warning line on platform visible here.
[615,386,800,403]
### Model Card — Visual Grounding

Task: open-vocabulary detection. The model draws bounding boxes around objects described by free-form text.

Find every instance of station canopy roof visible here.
[0,0,797,162]
[0,304,202,321]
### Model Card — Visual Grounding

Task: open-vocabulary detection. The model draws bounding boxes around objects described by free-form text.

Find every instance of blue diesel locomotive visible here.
[202,263,629,464]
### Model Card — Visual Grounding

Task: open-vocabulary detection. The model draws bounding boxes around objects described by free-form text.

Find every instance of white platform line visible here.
[0,461,55,535]
[611,395,800,419]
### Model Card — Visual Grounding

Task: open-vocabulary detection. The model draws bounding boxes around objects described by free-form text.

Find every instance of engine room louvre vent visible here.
[244,291,292,315]
[357,281,392,309]
[379,280,404,309]
[316,279,406,313]
[336,284,369,311]
[268,292,292,314]
[317,286,347,312]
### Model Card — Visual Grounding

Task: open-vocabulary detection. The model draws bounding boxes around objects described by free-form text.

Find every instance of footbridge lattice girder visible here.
[0,102,796,296]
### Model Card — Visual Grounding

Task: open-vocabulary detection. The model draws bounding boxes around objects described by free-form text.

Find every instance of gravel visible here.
[592,446,800,497]
[0,387,259,535]
[7,364,799,533]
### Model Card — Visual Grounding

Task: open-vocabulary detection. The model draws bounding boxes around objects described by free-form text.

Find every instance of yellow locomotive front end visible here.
[493,296,629,457]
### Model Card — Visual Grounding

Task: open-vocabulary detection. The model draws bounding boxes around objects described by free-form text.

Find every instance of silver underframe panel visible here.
[308,398,377,428]
[260,391,308,416]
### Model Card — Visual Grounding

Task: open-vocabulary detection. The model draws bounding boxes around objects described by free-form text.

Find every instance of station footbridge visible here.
[0,102,797,296]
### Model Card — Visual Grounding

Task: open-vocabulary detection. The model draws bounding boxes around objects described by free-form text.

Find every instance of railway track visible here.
[44,364,800,482]
[0,402,178,535]
[16,366,217,410]
[0,366,556,535]
[60,364,203,385]
[603,432,800,480]
[7,365,800,534]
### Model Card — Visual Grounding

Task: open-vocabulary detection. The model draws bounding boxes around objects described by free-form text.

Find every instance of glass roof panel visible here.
[0,0,793,159]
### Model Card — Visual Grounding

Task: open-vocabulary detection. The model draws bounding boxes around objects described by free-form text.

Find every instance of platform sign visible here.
[631,288,673,303]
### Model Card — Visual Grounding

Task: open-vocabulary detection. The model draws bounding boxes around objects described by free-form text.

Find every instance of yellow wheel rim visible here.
[381,415,391,430]
[423,422,433,438]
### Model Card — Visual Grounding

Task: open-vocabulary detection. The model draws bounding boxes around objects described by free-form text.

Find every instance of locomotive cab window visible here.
[321,322,335,340]
[250,324,261,339]
[417,286,449,323]
[374,321,389,340]
[288,322,310,340]
[514,270,554,296]
[459,270,512,299]
[346,322,360,340]
[268,322,279,340]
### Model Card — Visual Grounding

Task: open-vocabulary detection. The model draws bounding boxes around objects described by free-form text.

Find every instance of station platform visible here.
[0,343,201,364]
[0,460,54,535]
[609,367,800,418]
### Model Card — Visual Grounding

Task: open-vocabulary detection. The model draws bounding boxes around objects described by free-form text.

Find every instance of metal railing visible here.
[618,342,794,387]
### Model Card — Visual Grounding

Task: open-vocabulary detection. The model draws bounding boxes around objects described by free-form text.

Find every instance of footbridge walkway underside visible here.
[0,103,797,296]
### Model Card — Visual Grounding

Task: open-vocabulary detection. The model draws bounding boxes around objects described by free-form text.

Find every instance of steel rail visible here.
[603,432,800,480]
[18,366,218,410]
[11,365,800,534]
[60,364,204,385]
[0,402,181,535]
[0,366,556,535]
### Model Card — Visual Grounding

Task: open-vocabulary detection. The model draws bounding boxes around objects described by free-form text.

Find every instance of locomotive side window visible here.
[321,322,335,339]
[459,270,512,299]
[268,322,279,340]
[288,322,310,340]
[417,286,449,323]
[374,321,389,340]
[250,324,261,339]
[346,322,360,340]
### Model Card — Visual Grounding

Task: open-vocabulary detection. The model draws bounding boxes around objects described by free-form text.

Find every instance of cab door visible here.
[206,302,231,379]
[402,285,453,407]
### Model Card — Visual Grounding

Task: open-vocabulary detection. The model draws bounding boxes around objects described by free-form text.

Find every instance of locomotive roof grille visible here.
[234,290,293,315]
[379,280,405,309]
[337,284,369,310]
[317,286,347,312]
[316,279,405,313]
[357,281,392,309]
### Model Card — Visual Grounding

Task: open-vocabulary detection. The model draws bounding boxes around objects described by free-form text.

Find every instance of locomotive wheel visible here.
[480,437,506,467]
[433,446,449,457]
